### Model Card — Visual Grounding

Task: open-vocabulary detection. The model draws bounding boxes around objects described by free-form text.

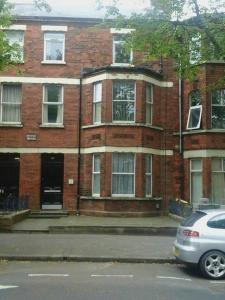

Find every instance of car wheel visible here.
[199,250,225,279]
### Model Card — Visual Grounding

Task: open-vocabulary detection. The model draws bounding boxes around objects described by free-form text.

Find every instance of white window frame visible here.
[211,158,225,205]
[112,153,135,197]
[146,83,153,125]
[112,80,136,123]
[4,30,24,62]
[112,34,133,66]
[186,105,202,130]
[145,154,152,197]
[92,154,101,196]
[0,84,22,124]
[42,85,64,125]
[211,89,225,129]
[190,159,202,204]
[43,32,65,64]
[93,81,102,124]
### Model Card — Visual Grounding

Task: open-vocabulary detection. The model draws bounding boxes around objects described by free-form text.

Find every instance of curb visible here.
[48,226,177,236]
[0,256,178,264]
[6,226,177,236]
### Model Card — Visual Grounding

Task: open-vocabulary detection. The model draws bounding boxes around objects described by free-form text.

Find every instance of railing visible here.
[0,194,29,211]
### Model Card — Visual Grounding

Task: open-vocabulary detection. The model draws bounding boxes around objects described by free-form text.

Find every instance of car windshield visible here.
[180,211,207,227]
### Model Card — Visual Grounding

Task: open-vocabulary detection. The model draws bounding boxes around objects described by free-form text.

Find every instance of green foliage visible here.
[0,0,51,71]
[99,0,225,82]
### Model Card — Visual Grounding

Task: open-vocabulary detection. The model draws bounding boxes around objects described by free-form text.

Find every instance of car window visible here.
[207,213,225,229]
[181,211,206,227]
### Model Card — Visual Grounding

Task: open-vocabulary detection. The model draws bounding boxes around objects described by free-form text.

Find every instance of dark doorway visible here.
[41,154,64,209]
[0,153,20,204]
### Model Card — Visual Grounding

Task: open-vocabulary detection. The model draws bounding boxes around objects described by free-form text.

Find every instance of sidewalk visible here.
[0,233,177,264]
[0,214,181,263]
[11,214,180,235]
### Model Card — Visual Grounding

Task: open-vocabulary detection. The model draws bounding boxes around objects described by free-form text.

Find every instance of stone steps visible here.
[29,210,69,219]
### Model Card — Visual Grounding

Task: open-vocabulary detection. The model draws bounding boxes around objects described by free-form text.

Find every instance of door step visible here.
[29,210,69,219]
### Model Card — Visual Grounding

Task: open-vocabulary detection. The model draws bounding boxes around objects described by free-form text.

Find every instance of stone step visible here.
[29,210,68,219]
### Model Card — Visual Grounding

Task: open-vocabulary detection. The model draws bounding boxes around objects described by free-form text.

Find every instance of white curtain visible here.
[92,155,100,195]
[212,173,225,205]
[2,85,21,122]
[45,33,64,61]
[112,153,134,195]
[191,172,202,204]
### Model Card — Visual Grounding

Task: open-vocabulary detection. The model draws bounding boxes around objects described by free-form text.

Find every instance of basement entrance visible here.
[0,153,20,206]
[41,154,64,209]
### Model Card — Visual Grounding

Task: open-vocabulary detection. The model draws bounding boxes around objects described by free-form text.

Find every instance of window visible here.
[212,158,225,205]
[190,159,202,205]
[5,30,24,61]
[113,34,132,64]
[212,89,225,129]
[44,32,65,62]
[0,84,22,123]
[112,153,135,196]
[93,82,102,124]
[43,85,63,125]
[145,155,152,197]
[189,89,201,107]
[92,154,100,196]
[187,90,202,130]
[207,214,225,229]
[146,84,153,124]
[187,106,202,130]
[112,80,135,122]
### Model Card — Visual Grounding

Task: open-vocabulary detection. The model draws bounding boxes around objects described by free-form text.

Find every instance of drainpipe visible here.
[179,77,183,154]
[76,74,83,215]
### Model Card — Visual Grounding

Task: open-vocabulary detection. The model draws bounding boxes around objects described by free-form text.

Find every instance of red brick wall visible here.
[19,153,41,209]
[63,154,78,211]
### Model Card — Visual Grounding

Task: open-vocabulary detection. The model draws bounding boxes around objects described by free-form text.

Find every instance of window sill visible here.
[111,63,134,67]
[0,123,23,128]
[80,196,162,201]
[177,129,225,135]
[82,123,163,130]
[40,124,64,128]
[41,61,66,65]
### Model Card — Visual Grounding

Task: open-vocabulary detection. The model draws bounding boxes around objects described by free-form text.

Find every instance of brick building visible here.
[0,14,224,216]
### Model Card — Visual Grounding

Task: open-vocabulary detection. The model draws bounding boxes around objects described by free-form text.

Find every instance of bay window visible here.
[146,83,153,124]
[145,154,152,197]
[112,153,135,196]
[187,90,202,130]
[112,80,135,122]
[212,89,225,129]
[92,154,101,196]
[212,158,225,205]
[93,82,102,124]
[190,159,202,205]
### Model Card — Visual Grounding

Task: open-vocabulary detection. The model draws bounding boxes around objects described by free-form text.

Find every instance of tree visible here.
[99,0,225,81]
[0,0,50,71]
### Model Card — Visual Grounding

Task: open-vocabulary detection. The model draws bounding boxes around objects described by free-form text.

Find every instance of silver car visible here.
[173,209,225,279]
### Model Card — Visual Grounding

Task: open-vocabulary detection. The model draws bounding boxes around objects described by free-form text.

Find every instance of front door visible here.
[41,154,64,209]
[0,154,20,209]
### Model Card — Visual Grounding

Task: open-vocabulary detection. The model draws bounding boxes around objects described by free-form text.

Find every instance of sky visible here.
[8,0,221,18]
[9,0,151,17]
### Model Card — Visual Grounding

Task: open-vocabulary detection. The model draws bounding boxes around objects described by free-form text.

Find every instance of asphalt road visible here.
[0,262,224,300]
